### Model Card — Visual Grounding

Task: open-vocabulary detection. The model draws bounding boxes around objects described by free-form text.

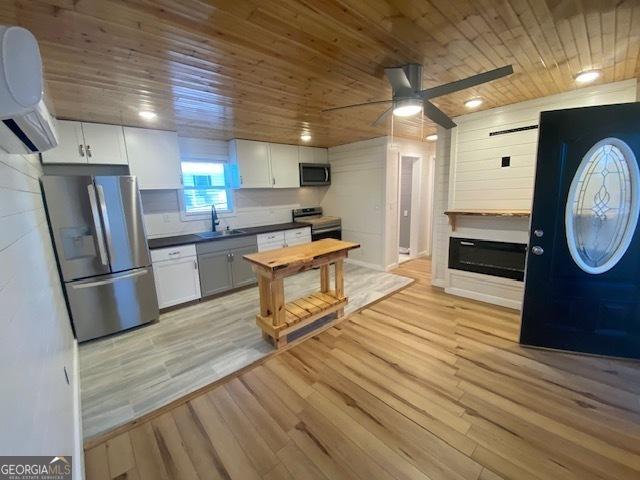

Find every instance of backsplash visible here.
[141,187,328,238]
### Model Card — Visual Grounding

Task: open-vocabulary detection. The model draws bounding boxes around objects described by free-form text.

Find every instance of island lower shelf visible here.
[256,290,347,338]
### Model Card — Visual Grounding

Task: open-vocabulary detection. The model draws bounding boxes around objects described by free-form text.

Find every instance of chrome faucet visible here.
[211,204,220,232]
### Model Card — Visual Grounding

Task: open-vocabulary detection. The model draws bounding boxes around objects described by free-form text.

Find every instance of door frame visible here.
[396,155,422,262]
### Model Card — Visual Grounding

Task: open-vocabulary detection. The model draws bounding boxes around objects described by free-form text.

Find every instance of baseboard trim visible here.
[431,278,446,288]
[345,258,384,271]
[445,286,522,310]
[73,341,85,478]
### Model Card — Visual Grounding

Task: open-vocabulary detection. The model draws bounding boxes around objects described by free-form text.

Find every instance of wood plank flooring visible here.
[84,257,640,480]
[79,263,411,439]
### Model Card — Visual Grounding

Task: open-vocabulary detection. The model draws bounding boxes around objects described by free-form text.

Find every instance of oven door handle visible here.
[313,226,341,234]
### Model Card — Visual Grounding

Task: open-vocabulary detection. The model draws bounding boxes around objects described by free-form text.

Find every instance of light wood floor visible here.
[84,257,640,480]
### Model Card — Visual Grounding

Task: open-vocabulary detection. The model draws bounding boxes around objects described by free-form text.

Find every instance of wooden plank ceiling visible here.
[2,0,640,147]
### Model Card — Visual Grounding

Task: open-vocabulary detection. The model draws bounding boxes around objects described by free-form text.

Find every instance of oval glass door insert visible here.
[565,137,640,274]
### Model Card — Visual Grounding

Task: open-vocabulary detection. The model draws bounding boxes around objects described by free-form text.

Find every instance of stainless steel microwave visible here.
[299,163,331,186]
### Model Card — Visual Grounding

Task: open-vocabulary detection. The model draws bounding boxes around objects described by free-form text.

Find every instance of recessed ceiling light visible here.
[139,111,157,120]
[425,134,438,141]
[393,98,423,117]
[464,98,483,109]
[300,133,312,142]
[575,70,601,84]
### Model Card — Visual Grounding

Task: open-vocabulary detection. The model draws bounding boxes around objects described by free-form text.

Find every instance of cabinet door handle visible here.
[79,144,85,157]
[86,145,92,158]
[194,260,198,270]
[272,177,276,185]
[240,175,243,185]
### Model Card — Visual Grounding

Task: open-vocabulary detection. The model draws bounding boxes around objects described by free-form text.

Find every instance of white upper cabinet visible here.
[124,127,182,190]
[269,143,300,188]
[299,146,328,164]
[229,139,272,188]
[230,139,325,189]
[42,120,127,165]
[42,120,86,164]
[81,123,128,165]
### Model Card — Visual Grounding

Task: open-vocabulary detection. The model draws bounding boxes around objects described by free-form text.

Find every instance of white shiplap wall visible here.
[0,151,79,467]
[324,137,388,269]
[431,79,638,308]
[450,79,638,210]
[431,127,452,287]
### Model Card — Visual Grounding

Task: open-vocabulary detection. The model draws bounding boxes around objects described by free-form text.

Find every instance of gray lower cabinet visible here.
[197,236,258,297]
[230,246,258,288]
[198,251,233,296]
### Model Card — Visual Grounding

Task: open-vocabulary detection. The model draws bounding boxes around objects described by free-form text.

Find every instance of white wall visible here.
[431,127,452,287]
[324,136,434,271]
[391,137,436,258]
[323,137,388,269]
[449,79,637,210]
[142,187,327,238]
[0,151,81,471]
[141,138,328,238]
[432,79,638,307]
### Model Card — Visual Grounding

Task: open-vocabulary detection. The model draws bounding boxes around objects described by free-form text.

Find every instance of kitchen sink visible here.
[196,229,246,239]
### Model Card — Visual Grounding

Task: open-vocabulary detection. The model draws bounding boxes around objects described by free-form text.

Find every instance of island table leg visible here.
[335,259,344,317]
[320,264,330,293]
[257,275,272,344]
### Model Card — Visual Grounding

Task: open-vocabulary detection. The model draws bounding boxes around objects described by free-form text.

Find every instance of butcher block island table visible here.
[243,238,360,348]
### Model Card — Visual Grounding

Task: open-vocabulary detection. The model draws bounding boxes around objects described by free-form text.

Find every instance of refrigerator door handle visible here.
[95,183,115,263]
[87,184,109,266]
[70,269,148,289]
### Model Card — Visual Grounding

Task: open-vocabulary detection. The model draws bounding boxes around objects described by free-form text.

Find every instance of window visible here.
[565,138,640,274]
[181,161,233,215]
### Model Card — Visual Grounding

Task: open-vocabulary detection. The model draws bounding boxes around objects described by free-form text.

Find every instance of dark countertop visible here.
[147,222,308,249]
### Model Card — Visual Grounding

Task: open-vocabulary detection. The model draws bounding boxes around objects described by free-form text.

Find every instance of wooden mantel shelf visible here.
[444,209,531,231]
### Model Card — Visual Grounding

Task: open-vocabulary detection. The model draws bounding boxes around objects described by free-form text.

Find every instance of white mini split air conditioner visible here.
[0,25,58,154]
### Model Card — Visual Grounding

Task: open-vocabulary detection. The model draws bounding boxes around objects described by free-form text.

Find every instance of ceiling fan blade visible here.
[322,99,392,113]
[423,100,457,129]
[420,65,514,100]
[372,107,392,127]
[385,67,412,94]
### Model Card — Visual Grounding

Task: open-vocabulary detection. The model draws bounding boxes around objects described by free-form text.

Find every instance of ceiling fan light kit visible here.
[323,64,513,130]
[393,98,422,117]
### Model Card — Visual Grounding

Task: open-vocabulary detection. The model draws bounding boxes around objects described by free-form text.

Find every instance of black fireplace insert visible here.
[448,237,527,281]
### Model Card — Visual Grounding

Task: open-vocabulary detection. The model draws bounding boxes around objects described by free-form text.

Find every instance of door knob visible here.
[531,246,544,256]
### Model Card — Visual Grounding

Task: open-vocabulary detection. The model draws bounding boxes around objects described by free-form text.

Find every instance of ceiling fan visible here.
[323,63,514,129]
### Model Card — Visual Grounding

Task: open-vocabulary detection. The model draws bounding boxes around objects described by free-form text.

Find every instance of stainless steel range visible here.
[292,207,341,241]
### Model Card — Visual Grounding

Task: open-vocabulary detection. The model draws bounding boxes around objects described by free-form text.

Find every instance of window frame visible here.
[179,158,235,221]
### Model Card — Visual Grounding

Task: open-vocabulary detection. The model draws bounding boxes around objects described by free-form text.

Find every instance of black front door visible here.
[520,102,640,359]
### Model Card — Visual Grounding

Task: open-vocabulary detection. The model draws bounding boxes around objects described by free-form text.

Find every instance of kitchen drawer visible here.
[258,241,285,252]
[196,235,257,255]
[285,227,311,242]
[151,244,197,262]
[257,231,285,245]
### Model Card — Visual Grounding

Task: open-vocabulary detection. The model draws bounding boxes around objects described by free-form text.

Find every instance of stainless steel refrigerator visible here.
[42,175,159,342]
